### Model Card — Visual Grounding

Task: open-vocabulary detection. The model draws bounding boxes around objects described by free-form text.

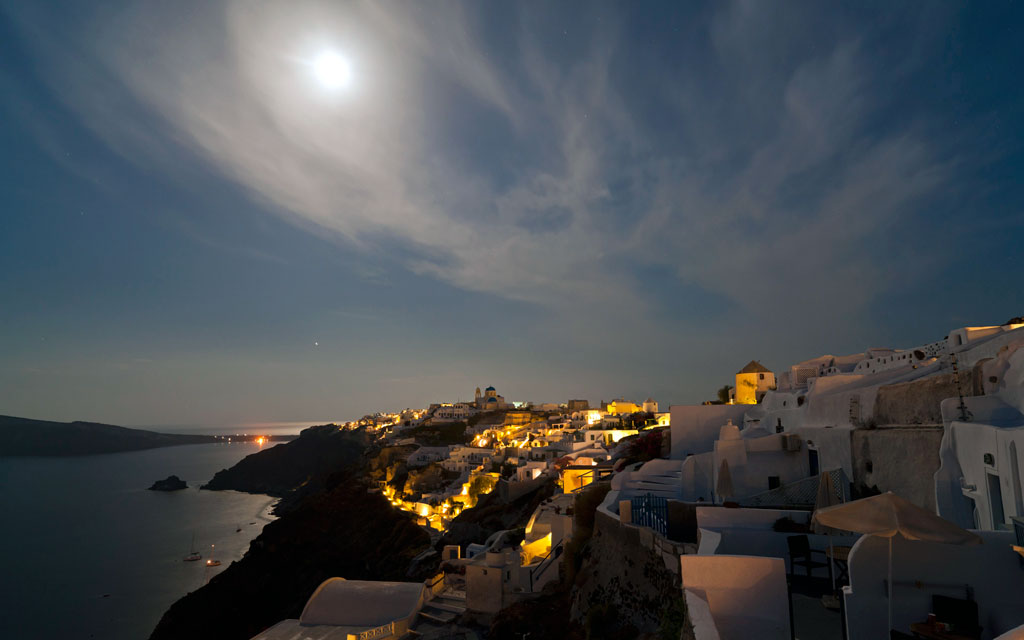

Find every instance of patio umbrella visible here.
[715,459,734,504]
[811,472,842,591]
[812,491,982,634]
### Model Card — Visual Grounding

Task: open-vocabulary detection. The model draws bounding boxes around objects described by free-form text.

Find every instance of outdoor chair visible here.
[932,594,982,638]
[786,534,828,577]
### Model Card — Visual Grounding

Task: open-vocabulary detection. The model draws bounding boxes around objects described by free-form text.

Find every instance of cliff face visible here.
[202,425,369,499]
[0,415,218,456]
[568,485,686,639]
[149,472,431,640]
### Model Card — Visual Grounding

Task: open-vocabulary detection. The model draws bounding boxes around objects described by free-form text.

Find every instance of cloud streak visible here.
[9,0,960,336]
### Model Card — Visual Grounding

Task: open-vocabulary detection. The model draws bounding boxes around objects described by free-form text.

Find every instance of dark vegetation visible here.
[772,516,812,533]
[406,421,468,446]
[616,430,664,468]
[0,415,219,456]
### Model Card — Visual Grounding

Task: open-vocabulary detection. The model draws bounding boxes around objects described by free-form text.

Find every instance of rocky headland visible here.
[201,424,370,506]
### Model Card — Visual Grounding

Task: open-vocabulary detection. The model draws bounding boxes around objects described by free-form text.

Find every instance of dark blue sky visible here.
[2,1,1022,427]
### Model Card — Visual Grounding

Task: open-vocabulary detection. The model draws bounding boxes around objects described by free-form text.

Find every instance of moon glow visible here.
[312,51,352,89]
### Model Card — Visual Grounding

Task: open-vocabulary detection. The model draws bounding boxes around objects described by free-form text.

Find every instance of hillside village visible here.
[246,319,1024,640]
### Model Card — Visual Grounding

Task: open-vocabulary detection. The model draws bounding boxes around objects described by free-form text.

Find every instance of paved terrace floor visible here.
[790,575,844,640]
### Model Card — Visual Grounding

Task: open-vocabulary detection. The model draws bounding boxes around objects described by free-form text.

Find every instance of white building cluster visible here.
[253,319,1024,640]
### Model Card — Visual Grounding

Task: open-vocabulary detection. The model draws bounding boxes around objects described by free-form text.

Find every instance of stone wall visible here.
[570,505,688,635]
[851,428,944,510]
[872,371,973,427]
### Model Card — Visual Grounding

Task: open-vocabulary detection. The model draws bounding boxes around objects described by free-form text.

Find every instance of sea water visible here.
[0,442,279,639]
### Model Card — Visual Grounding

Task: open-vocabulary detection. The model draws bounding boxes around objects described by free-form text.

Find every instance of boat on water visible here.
[205,543,221,567]
[183,533,202,562]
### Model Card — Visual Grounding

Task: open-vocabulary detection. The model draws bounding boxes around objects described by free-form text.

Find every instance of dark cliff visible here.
[149,472,431,640]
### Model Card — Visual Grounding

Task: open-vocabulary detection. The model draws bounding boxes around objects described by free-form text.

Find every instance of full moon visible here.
[312,51,352,89]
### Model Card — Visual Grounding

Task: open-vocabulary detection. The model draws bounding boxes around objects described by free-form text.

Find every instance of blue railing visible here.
[631,493,668,536]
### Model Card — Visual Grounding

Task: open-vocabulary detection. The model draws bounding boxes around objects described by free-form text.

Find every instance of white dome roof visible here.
[299,578,426,627]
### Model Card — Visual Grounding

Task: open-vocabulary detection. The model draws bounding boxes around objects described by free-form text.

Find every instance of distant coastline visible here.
[0,415,294,457]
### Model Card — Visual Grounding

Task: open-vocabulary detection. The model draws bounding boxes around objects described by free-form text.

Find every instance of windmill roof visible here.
[738,360,771,374]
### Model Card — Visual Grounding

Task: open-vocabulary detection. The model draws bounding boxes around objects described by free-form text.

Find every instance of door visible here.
[988,472,1006,529]
[808,447,820,477]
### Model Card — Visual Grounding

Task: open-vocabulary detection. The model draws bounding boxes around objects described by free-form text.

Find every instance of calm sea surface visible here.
[0,442,278,639]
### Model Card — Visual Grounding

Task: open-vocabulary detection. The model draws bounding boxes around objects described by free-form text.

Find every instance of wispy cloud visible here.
[7,0,960,338]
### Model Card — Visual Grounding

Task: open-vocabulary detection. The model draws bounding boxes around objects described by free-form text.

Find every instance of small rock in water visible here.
[148,475,188,491]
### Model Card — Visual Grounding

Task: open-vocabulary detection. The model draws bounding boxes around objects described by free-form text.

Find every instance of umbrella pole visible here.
[829,533,836,592]
[888,536,894,635]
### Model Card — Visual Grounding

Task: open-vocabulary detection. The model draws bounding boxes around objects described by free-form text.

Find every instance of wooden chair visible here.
[786,534,828,577]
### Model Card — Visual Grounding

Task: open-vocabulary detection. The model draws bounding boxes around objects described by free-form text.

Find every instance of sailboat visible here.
[183,533,202,562]
[205,543,221,567]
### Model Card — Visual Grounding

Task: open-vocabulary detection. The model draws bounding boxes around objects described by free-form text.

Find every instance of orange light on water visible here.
[255,436,266,445]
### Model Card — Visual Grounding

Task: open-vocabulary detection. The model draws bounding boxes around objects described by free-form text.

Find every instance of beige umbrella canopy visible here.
[812,491,982,545]
[812,491,981,633]
[716,459,734,503]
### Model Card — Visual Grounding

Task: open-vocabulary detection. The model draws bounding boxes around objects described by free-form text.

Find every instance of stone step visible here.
[419,607,457,623]
[427,600,466,614]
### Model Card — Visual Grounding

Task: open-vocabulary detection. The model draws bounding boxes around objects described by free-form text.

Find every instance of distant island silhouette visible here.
[0,415,291,456]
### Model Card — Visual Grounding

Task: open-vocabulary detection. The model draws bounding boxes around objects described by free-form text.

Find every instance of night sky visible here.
[2,1,1022,427]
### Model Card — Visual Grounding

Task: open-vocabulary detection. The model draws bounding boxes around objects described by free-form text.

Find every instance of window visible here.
[759,373,765,380]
